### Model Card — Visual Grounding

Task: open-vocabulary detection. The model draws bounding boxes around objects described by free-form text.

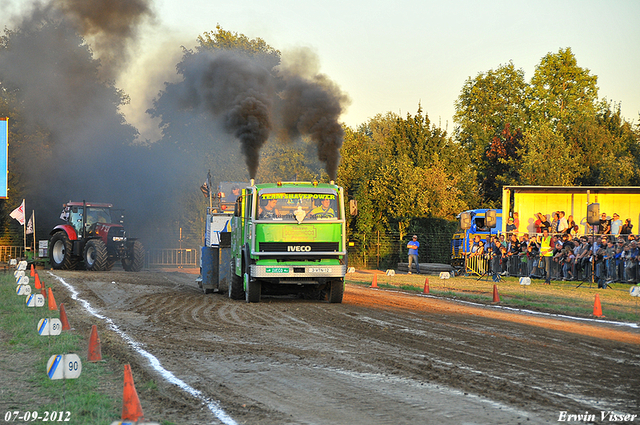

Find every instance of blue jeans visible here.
[408,254,420,273]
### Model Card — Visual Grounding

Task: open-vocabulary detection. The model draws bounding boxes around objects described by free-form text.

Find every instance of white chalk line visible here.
[49,272,238,425]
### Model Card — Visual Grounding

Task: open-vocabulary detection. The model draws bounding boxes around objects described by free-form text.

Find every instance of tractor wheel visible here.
[327,279,344,303]
[105,258,116,271]
[122,240,145,272]
[83,239,108,271]
[49,232,77,270]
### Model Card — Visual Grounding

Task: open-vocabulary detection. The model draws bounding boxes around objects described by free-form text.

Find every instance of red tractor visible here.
[49,201,145,271]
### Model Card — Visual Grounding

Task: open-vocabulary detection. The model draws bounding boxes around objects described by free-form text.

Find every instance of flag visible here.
[200,171,212,198]
[10,200,25,225]
[26,211,34,234]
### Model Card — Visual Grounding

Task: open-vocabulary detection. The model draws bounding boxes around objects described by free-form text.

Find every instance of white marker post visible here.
[16,284,31,296]
[46,354,82,380]
[38,318,63,336]
[14,269,25,279]
[519,276,531,296]
[16,275,29,286]
[26,294,45,307]
[18,261,27,271]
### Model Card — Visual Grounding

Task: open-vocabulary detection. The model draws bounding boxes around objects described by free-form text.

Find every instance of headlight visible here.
[112,236,126,242]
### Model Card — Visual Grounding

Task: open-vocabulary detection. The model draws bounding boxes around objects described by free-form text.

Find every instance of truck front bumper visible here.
[251,264,346,279]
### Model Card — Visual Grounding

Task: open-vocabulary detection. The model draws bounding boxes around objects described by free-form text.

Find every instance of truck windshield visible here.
[257,191,339,221]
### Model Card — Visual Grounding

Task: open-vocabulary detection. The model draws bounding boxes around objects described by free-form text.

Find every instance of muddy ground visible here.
[34,270,640,424]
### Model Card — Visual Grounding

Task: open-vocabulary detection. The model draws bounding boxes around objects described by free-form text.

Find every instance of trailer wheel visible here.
[328,279,344,303]
[83,239,108,271]
[49,232,77,270]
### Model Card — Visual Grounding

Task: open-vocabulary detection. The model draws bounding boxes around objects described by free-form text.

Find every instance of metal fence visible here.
[0,246,25,262]
[146,248,199,268]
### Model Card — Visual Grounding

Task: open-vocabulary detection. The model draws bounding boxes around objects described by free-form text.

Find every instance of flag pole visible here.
[22,199,26,254]
[32,210,36,253]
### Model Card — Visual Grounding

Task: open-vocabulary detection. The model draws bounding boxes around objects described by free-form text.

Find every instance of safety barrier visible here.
[146,248,199,268]
[0,246,25,262]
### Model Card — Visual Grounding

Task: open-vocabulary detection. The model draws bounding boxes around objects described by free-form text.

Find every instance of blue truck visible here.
[451,209,503,270]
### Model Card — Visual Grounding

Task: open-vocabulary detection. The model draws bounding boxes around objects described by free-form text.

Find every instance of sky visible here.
[131,0,640,134]
[4,0,640,139]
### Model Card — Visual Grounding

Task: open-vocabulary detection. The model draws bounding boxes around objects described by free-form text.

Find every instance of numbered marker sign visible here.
[440,272,451,279]
[26,294,45,307]
[630,286,640,297]
[16,285,31,296]
[385,269,396,276]
[14,269,25,279]
[9,258,17,266]
[519,277,531,286]
[38,318,62,336]
[47,354,82,380]
[18,261,27,271]
[16,275,29,286]
[347,267,356,274]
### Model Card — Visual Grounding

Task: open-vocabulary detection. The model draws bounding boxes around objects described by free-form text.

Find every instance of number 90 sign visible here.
[46,354,82,380]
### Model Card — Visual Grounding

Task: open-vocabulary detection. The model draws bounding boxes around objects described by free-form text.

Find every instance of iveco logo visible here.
[288,245,312,252]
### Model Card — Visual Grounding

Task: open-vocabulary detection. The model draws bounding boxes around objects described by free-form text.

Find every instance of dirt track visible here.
[48,269,640,424]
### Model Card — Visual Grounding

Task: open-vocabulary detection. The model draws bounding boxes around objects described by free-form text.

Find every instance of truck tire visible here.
[122,240,145,272]
[245,276,261,303]
[83,239,108,271]
[328,279,344,303]
[49,232,77,270]
[229,273,244,300]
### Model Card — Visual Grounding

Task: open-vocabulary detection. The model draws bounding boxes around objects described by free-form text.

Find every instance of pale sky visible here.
[142,0,639,134]
[4,0,640,138]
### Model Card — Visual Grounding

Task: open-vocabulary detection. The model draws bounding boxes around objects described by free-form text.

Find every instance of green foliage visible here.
[454,47,640,203]
[339,108,475,269]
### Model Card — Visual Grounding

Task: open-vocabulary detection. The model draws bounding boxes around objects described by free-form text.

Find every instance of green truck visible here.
[229,181,347,303]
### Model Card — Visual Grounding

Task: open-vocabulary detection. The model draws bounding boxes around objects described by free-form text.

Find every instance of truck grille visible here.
[259,242,340,252]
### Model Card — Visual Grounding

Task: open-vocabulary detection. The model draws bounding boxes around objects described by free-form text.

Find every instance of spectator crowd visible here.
[465,211,638,288]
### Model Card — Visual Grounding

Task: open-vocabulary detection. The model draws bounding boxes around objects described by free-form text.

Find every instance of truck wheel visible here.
[328,279,344,303]
[229,273,244,300]
[83,239,108,271]
[245,277,261,303]
[122,240,145,272]
[49,232,77,270]
[105,258,116,271]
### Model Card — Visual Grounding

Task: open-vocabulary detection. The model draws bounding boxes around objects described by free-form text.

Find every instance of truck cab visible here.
[230,181,347,303]
[451,209,503,270]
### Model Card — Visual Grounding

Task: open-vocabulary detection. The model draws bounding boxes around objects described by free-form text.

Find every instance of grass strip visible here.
[0,272,121,425]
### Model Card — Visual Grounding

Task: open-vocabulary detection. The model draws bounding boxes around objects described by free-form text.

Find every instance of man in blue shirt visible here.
[407,235,420,274]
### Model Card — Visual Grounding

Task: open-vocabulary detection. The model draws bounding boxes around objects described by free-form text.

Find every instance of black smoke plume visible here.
[178,51,274,179]
[164,47,349,180]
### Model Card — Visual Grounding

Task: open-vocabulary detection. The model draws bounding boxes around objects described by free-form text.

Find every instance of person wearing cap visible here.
[407,235,420,274]
[610,213,623,236]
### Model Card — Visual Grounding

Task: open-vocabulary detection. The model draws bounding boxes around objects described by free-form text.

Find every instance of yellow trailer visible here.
[501,186,640,235]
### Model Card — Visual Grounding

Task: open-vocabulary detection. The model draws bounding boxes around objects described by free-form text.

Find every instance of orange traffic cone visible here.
[423,277,430,294]
[47,287,58,311]
[88,325,102,362]
[34,273,41,290]
[370,274,378,288]
[59,303,71,331]
[593,294,604,317]
[492,284,500,303]
[41,286,47,299]
[122,364,145,422]
[30,264,35,277]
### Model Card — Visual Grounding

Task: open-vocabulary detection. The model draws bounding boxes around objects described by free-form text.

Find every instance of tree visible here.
[454,62,527,201]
